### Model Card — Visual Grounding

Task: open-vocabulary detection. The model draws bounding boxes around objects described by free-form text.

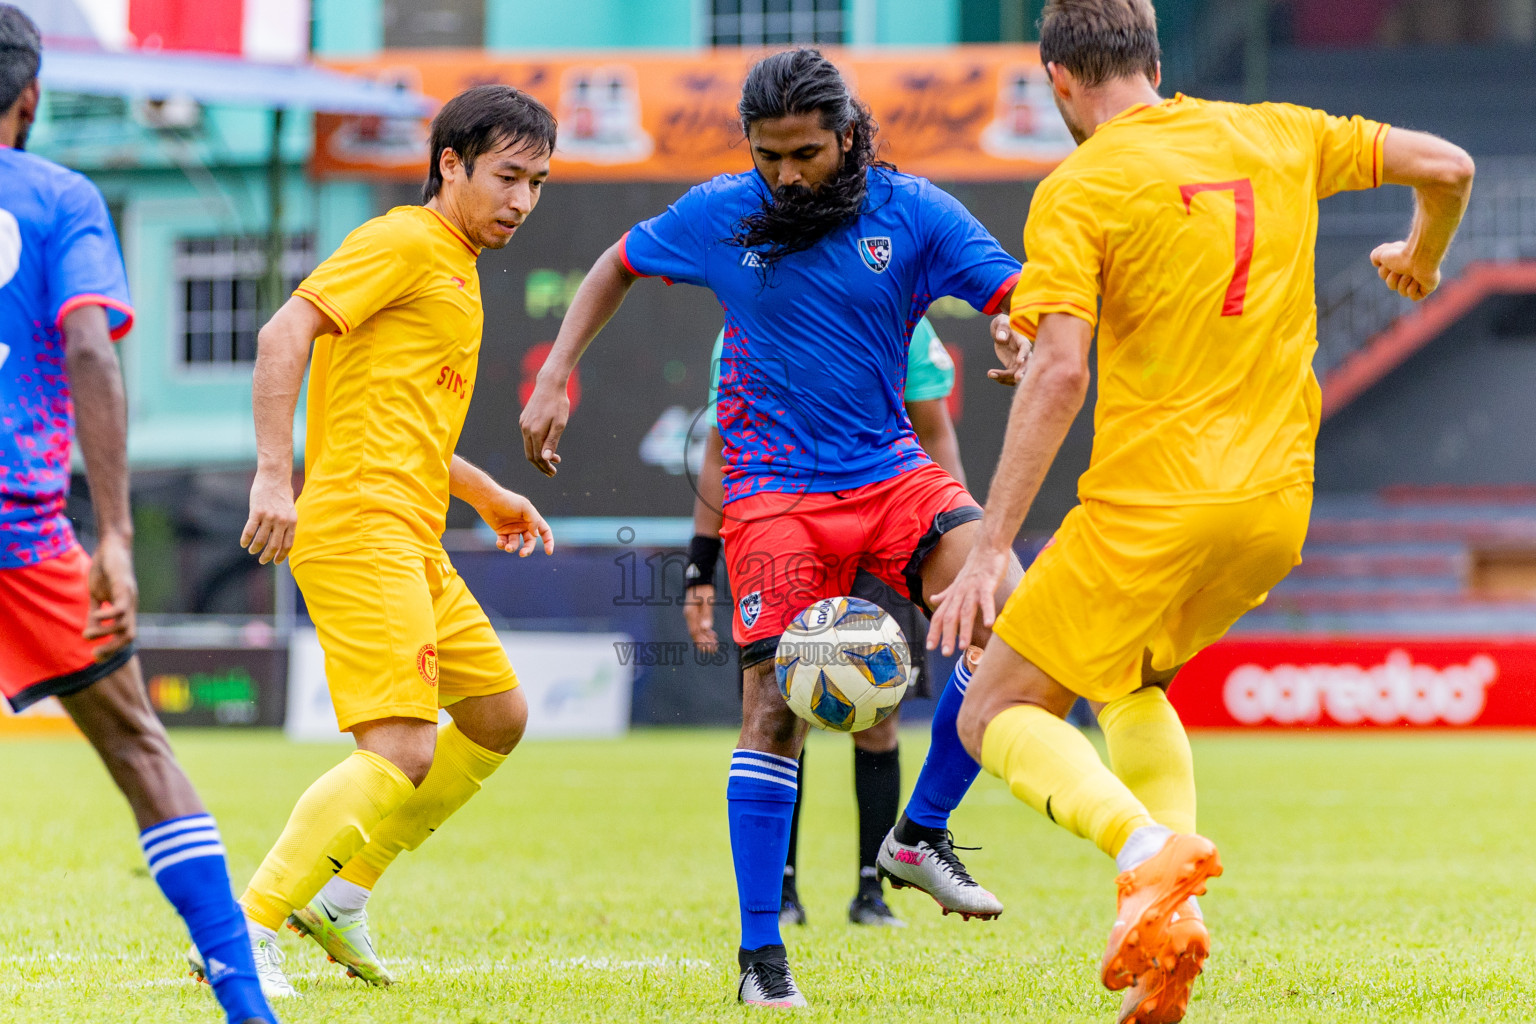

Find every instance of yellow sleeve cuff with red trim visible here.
[1369,121,1390,189]
[1010,298,1097,342]
[294,286,353,335]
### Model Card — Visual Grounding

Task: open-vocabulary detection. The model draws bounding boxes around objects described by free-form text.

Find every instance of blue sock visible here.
[140,814,276,1024]
[727,749,799,952]
[903,655,981,830]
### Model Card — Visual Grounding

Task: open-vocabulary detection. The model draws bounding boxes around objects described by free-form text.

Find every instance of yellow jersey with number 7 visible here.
[1009,93,1388,506]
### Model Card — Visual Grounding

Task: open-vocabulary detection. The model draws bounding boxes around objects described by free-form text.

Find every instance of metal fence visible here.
[1316,157,1536,380]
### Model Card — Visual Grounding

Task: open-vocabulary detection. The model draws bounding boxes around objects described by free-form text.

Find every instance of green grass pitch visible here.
[2,727,1534,1023]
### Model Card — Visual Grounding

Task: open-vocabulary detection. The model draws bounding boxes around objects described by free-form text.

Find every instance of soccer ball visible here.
[774,597,912,732]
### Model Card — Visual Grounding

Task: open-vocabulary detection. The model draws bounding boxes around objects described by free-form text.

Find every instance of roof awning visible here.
[40,47,434,118]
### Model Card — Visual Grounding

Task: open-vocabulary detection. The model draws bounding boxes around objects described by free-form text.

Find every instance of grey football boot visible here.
[877,815,1003,920]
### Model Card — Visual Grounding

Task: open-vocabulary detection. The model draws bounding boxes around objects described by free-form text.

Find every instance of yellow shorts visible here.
[993,485,1311,704]
[292,549,519,732]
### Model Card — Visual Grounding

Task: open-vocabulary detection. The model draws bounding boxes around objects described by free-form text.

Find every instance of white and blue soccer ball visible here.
[775,597,912,732]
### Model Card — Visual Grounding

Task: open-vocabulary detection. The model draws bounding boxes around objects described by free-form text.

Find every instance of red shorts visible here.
[0,544,131,712]
[719,462,981,659]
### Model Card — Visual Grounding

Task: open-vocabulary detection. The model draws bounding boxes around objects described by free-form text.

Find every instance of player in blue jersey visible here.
[684,319,965,929]
[522,49,1030,1006]
[0,8,276,1023]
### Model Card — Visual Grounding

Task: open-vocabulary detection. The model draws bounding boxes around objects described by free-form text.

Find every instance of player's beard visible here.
[12,120,28,150]
[732,155,868,268]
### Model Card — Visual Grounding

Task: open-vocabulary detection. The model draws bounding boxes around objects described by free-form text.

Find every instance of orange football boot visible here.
[1100,833,1221,991]
[1116,899,1210,1024]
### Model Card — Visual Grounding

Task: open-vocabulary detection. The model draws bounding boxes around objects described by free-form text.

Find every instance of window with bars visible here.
[710,0,846,46]
[175,235,314,367]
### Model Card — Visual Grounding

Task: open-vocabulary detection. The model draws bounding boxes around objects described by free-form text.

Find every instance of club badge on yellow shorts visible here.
[417,643,439,687]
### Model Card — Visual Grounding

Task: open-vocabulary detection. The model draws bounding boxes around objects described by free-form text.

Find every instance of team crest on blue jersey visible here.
[741,251,763,268]
[739,591,762,628]
[857,236,892,273]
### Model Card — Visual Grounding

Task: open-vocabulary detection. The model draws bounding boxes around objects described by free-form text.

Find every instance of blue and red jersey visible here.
[621,167,1019,503]
[0,149,133,569]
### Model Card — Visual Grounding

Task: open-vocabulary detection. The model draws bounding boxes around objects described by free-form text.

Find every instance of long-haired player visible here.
[523,49,1031,1006]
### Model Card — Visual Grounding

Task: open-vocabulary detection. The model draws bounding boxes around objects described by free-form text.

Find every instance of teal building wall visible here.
[875,0,960,45]
[487,0,699,50]
[483,0,978,50]
[313,0,386,55]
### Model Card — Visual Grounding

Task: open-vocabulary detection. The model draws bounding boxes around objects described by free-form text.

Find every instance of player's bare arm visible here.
[928,312,1093,655]
[62,303,136,658]
[1371,128,1475,301]
[520,241,639,476]
[684,424,728,651]
[448,454,554,557]
[905,398,966,487]
[241,294,336,565]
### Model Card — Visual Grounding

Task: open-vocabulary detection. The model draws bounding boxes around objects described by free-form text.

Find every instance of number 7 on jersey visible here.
[1179,179,1255,316]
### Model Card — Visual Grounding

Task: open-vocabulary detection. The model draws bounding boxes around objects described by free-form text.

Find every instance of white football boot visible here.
[877,819,1004,920]
[288,890,393,986]
[188,935,297,999]
[737,944,808,1008]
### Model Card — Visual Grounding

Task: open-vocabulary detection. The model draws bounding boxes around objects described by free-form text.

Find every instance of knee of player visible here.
[390,748,435,787]
[101,701,173,755]
[372,734,436,786]
[853,713,899,753]
[95,725,177,791]
[477,693,528,755]
[355,716,439,783]
[954,698,989,762]
[742,705,800,751]
[502,696,529,749]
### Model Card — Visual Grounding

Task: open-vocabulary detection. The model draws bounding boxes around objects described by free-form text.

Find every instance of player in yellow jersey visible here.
[926,2,1474,1022]
[202,86,557,998]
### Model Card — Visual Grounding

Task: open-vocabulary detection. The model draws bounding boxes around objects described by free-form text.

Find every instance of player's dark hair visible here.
[0,4,41,115]
[422,84,557,203]
[731,48,892,267]
[1038,0,1160,89]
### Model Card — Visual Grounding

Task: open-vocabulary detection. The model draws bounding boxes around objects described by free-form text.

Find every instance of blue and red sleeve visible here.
[47,176,134,341]
[619,183,715,288]
[919,180,1022,315]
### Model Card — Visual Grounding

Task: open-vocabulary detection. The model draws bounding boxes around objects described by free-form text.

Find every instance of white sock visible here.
[320,875,372,914]
[1115,824,1174,874]
[245,916,278,945]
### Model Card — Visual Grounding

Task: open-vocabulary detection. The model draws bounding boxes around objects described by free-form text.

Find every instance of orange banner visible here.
[315,46,1073,183]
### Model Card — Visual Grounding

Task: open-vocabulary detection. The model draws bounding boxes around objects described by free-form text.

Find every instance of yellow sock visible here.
[981,704,1156,859]
[1099,687,1196,834]
[240,749,415,930]
[337,722,508,890]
